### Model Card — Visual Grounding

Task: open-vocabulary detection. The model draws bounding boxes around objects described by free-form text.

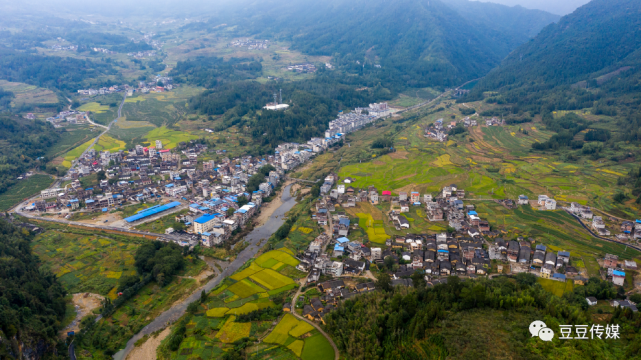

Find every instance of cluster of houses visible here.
[287,63,317,73]
[228,38,269,50]
[45,110,88,127]
[91,47,116,54]
[127,50,157,58]
[293,174,641,310]
[324,103,391,139]
[77,76,174,98]
[77,84,129,96]
[50,44,78,51]
[425,116,505,142]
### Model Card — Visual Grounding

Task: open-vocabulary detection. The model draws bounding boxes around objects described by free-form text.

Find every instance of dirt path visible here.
[126,327,171,360]
[290,276,339,360]
[63,293,105,335]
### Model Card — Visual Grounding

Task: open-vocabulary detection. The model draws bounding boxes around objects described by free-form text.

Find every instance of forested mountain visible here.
[185,68,393,148]
[0,47,119,92]
[326,274,641,359]
[460,0,641,147]
[475,0,641,92]
[193,0,559,88]
[0,219,67,359]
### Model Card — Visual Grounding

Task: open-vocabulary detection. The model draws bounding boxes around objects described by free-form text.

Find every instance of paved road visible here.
[15,209,185,243]
[69,92,127,172]
[113,184,298,360]
[564,209,641,252]
[69,341,76,360]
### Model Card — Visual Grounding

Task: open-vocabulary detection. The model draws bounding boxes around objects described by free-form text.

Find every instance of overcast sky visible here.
[471,0,591,15]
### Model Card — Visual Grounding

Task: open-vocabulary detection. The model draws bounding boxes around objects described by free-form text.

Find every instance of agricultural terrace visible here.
[301,97,641,219]
[160,249,313,359]
[537,277,575,297]
[263,313,330,359]
[30,227,207,358]
[0,80,59,110]
[144,126,199,149]
[59,137,95,168]
[92,134,127,152]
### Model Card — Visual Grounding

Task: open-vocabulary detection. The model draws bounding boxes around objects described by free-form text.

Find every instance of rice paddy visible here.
[145,126,199,149]
[216,315,252,343]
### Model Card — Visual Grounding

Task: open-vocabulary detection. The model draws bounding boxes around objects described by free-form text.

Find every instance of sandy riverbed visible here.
[255,180,293,227]
[126,327,171,360]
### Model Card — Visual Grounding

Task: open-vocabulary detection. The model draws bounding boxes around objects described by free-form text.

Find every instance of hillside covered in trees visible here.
[193,0,558,89]
[0,219,67,359]
[325,274,641,359]
[0,46,119,92]
[0,115,61,196]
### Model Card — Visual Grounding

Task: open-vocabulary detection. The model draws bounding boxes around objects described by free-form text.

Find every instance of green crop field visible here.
[289,321,314,338]
[0,174,54,211]
[32,230,141,295]
[60,138,95,168]
[264,314,301,345]
[250,269,296,290]
[301,332,335,360]
[92,134,127,152]
[216,315,252,343]
[231,262,264,281]
[45,126,96,160]
[255,249,300,268]
[537,277,575,297]
[228,278,267,298]
[145,126,199,149]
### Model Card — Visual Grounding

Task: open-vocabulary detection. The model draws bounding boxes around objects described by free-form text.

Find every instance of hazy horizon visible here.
[471,0,591,15]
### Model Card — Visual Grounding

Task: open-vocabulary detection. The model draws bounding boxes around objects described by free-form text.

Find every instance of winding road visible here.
[113,184,299,360]
[69,92,127,172]
[289,280,340,360]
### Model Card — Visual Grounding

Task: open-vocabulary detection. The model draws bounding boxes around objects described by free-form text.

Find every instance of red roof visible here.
[159,149,170,153]
[382,191,391,195]
[143,147,148,151]
[92,161,98,165]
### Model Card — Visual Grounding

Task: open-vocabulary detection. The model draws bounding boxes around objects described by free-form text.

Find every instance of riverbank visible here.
[255,180,292,227]
[114,184,298,360]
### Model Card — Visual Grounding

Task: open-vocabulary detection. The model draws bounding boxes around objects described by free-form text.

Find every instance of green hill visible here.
[199,0,559,88]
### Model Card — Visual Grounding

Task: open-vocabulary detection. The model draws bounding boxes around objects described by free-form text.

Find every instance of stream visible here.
[113,184,297,360]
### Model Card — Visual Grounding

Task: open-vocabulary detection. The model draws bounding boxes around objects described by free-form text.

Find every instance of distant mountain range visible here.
[473,0,641,95]
[205,0,560,88]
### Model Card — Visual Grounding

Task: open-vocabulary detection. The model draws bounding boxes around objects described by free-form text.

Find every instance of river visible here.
[113,184,297,360]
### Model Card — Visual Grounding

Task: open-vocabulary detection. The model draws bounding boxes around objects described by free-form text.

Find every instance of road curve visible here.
[290,280,340,360]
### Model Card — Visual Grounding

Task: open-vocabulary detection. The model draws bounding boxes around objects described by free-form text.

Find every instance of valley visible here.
[1,0,641,359]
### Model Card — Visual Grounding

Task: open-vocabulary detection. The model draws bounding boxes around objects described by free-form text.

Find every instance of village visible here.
[228,38,270,50]
[283,178,641,322]
[425,116,505,142]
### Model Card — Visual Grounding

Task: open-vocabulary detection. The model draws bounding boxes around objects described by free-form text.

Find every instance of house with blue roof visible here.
[552,273,566,281]
[194,214,218,234]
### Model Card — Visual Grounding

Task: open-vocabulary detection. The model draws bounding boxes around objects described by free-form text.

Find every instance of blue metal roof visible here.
[337,237,350,243]
[194,214,216,224]
[468,211,478,216]
[613,270,625,277]
[124,201,181,223]
[558,251,570,257]
[552,273,566,280]
[102,208,108,212]
[334,245,344,251]
[339,218,350,226]
[437,249,449,253]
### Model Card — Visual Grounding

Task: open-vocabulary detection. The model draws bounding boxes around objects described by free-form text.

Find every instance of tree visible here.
[172,221,186,232]
[376,272,392,292]
[117,275,140,292]
[237,195,249,207]
[226,207,236,217]
[187,301,199,314]
[96,170,106,181]
[200,290,208,304]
